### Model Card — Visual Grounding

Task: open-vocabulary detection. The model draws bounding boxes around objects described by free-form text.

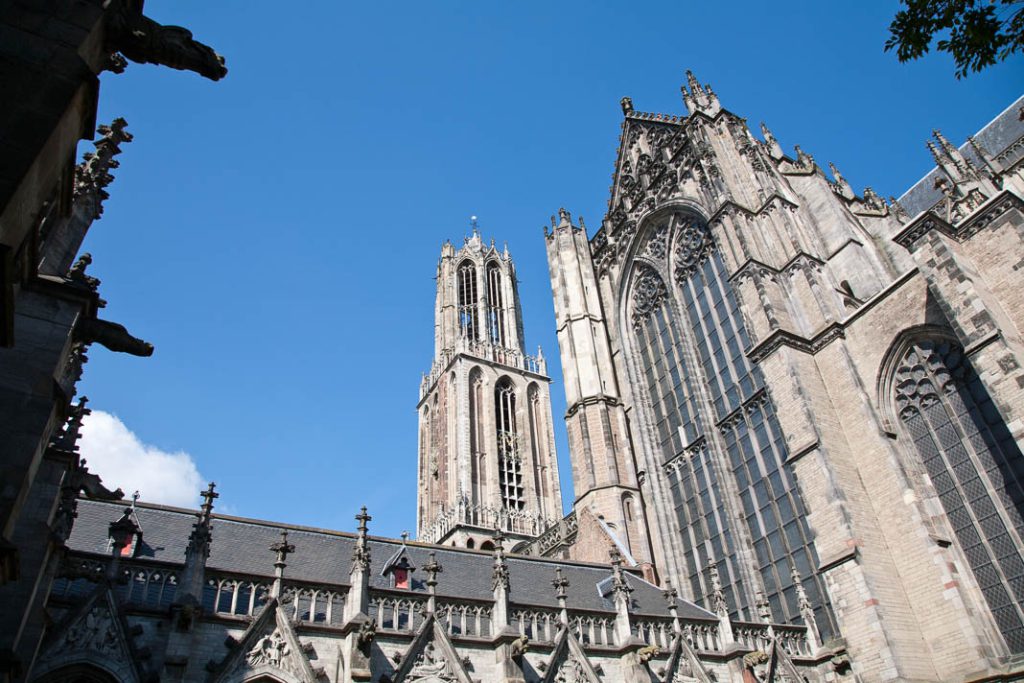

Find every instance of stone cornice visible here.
[746,322,845,364]
[893,189,1023,250]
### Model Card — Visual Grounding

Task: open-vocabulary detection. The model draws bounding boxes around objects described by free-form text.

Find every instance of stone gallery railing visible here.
[369,591,430,632]
[437,599,493,638]
[419,500,555,544]
[420,339,546,398]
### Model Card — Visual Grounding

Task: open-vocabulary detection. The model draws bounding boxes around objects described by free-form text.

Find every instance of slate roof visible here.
[897,95,1024,217]
[69,499,716,620]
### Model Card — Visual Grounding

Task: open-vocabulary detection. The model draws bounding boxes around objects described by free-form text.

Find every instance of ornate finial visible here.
[424,552,443,589]
[356,506,372,534]
[130,490,140,509]
[271,530,295,564]
[74,119,133,219]
[760,122,774,142]
[862,186,885,210]
[926,139,945,166]
[552,567,569,600]
[200,482,218,518]
[469,215,480,237]
[609,546,633,597]
[794,145,814,167]
[352,507,372,574]
[401,530,409,543]
[577,215,586,232]
[685,70,703,95]
[889,196,910,222]
[550,215,557,229]
[557,207,571,228]
[268,530,295,599]
[620,96,634,115]
[51,396,91,452]
[707,559,728,616]
[933,129,958,157]
[828,162,845,185]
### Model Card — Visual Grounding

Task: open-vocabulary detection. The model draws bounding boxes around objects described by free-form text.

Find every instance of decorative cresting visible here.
[630,265,668,331]
[894,340,964,419]
[894,337,1024,652]
[671,216,714,283]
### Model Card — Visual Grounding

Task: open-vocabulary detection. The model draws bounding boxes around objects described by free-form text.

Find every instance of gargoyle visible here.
[357,619,376,652]
[76,317,154,357]
[510,634,529,659]
[106,0,227,81]
[637,644,659,663]
[74,459,124,500]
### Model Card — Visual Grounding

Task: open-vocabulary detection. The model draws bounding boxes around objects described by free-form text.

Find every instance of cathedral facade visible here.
[543,76,1024,681]
[3,6,1024,678]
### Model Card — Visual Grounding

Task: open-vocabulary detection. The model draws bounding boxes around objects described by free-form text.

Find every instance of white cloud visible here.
[79,410,204,509]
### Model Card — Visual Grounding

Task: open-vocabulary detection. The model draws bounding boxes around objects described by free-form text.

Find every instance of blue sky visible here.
[77,1,1023,539]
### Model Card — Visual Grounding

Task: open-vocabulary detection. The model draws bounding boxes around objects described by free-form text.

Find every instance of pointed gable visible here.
[659,634,713,683]
[34,584,143,683]
[212,598,321,683]
[391,614,473,683]
[541,626,601,683]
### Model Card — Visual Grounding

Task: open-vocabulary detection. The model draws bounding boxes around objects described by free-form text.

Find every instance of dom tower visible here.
[417,226,563,548]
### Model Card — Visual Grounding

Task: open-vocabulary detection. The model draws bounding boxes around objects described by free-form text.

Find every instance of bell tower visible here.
[417,222,563,548]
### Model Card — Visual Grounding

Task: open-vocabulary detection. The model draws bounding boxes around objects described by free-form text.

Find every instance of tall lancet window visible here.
[486,262,506,346]
[628,216,836,638]
[458,261,479,340]
[895,338,1024,653]
[496,378,524,510]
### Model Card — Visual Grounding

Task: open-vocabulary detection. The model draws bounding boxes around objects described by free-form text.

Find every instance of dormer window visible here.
[381,539,416,590]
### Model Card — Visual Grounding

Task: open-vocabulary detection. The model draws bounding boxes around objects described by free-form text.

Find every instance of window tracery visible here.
[672,217,714,283]
[486,262,506,346]
[496,379,525,510]
[895,338,1024,652]
[630,266,668,331]
[627,212,835,637]
[457,261,479,340]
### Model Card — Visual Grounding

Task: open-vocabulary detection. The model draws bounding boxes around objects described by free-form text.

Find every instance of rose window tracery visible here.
[672,218,713,283]
[630,267,667,331]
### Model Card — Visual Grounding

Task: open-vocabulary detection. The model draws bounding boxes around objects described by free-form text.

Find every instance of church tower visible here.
[417,225,563,548]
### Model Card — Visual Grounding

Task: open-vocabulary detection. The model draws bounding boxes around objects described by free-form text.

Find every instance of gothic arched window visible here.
[457,261,479,340]
[469,368,485,506]
[895,338,1024,652]
[496,378,524,510]
[486,261,506,346]
[627,215,835,637]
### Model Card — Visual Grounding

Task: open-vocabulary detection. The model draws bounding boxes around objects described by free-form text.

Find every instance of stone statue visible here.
[106,0,227,81]
[407,642,454,682]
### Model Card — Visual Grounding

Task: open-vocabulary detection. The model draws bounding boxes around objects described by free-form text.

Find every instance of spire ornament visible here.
[552,567,570,625]
[352,506,372,574]
[270,530,295,599]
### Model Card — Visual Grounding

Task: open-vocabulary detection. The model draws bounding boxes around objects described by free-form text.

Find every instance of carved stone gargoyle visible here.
[76,318,154,357]
[106,0,227,81]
